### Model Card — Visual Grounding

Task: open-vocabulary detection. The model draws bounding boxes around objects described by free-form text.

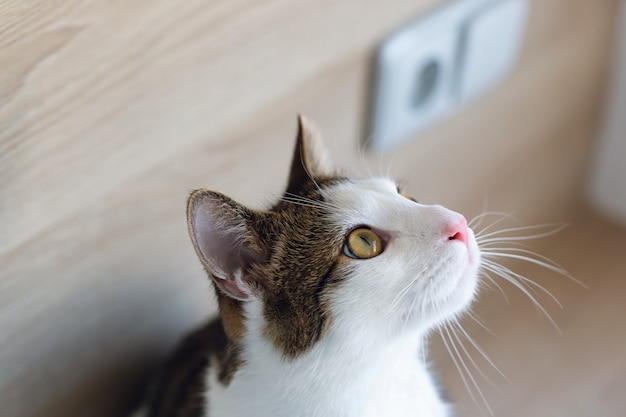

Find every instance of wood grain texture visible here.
[0,0,621,416]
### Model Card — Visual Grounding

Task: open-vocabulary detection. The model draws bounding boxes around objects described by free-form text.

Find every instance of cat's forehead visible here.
[321,177,416,226]
[324,177,398,200]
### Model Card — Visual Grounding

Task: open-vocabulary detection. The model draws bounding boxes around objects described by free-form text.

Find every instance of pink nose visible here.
[446,216,468,246]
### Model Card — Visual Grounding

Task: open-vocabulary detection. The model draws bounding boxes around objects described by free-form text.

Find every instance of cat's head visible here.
[187,116,481,357]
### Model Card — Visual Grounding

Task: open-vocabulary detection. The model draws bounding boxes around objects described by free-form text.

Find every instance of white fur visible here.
[204,178,481,417]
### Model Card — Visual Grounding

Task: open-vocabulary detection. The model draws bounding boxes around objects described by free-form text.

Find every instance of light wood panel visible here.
[0,0,620,416]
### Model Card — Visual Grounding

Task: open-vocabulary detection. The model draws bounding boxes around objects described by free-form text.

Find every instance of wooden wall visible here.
[0,0,619,416]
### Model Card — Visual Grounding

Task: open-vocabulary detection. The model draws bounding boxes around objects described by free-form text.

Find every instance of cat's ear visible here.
[187,189,266,301]
[286,115,334,192]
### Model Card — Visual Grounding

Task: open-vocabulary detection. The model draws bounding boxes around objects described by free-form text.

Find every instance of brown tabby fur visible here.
[142,117,355,416]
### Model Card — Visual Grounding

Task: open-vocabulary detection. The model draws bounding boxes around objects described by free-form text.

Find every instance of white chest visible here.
[204,331,450,417]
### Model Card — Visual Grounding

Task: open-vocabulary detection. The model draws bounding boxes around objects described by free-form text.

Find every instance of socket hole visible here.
[412,59,440,109]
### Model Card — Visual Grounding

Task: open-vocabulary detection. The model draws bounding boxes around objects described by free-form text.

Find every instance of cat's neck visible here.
[205,299,449,417]
[242,294,427,366]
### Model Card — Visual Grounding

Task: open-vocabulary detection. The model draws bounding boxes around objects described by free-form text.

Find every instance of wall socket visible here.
[366,0,529,151]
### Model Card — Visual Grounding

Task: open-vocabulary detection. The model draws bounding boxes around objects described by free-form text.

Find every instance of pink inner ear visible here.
[216,273,253,301]
[190,194,259,301]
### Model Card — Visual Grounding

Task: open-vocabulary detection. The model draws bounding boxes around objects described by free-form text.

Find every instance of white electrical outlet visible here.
[367,0,529,152]
[589,0,626,226]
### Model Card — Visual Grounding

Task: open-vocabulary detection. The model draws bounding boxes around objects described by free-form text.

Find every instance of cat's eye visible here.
[344,228,384,259]
[402,194,418,203]
[397,186,418,203]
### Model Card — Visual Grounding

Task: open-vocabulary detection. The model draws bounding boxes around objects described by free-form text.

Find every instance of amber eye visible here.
[344,228,384,259]
[397,186,418,203]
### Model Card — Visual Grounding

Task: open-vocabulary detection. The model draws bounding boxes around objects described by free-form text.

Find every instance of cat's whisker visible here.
[477,241,536,254]
[298,150,325,196]
[387,268,429,317]
[473,210,522,237]
[281,192,342,211]
[356,136,374,180]
[481,249,565,276]
[353,119,377,180]
[466,312,498,338]
[440,331,480,412]
[403,289,421,331]
[469,211,518,230]
[469,193,491,230]
[481,246,565,271]
[441,326,494,416]
[481,261,534,296]
[481,259,563,308]
[479,271,510,304]
[282,199,325,209]
[475,190,492,230]
[477,235,557,244]
[476,223,568,242]
[385,153,398,180]
[280,199,329,211]
[481,262,562,334]
[480,236,528,248]
[450,321,508,382]
[282,192,324,205]
[481,250,586,288]
[374,145,384,178]
[279,198,322,209]
[447,324,504,395]
[387,280,418,318]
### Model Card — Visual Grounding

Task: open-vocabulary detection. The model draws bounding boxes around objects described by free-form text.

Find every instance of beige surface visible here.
[0,0,622,416]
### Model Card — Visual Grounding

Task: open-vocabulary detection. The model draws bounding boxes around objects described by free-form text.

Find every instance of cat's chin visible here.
[400,275,478,331]
[420,253,481,328]
[448,268,479,313]
[447,252,481,312]
[397,253,481,332]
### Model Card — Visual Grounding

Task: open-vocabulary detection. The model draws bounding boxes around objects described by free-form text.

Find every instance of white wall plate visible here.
[589,0,626,226]
[367,0,529,152]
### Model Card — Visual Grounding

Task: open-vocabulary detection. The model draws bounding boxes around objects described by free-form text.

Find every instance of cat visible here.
[134,116,482,417]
